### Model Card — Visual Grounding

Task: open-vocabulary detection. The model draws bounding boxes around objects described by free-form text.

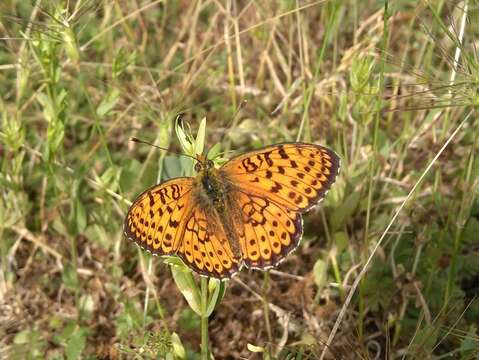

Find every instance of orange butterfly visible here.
[124,143,340,279]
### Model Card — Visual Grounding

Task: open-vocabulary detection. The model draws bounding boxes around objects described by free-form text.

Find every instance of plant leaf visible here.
[170,264,201,315]
[96,88,120,117]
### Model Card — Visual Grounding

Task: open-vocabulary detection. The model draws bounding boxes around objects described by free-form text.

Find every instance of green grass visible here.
[1,0,478,359]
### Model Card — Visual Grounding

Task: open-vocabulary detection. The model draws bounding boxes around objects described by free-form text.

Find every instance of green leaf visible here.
[313,259,327,289]
[408,324,438,356]
[116,300,146,339]
[164,256,187,268]
[228,118,256,145]
[175,116,194,156]
[178,308,200,331]
[98,165,121,191]
[163,155,185,179]
[144,330,173,358]
[13,329,32,344]
[13,328,46,356]
[96,88,120,117]
[74,199,87,234]
[66,328,86,360]
[171,264,201,315]
[361,261,395,311]
[84,224,109,248]
[206,278,227,317]
[78,294,95,318]
[194,117,206,156]
[333,231,349,253]
[62,264,78,292]
[338,92,348,122]
[62,26,79,62]
[462,218,479,244]
[49,315,63,330]
[112,47,137,79]
[247,343,265,353]
[458,325,478,357]
[207,142,222,161]
[171,332,186,359]
[330,191,361,230]
[350,55,376,92]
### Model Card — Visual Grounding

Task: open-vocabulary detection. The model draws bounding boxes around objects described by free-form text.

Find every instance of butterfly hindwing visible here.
[233,189,302,269]
[176,206,240,278]
[221,143,340,212]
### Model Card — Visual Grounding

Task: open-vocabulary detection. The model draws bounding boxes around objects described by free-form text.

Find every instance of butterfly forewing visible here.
[221,143,340,212]
[124,176,240,278]
[124,178,193,254]
[218,143,339,271]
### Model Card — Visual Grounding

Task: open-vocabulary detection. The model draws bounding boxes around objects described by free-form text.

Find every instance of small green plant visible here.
[166,118,227,359]
[123,118,227,359]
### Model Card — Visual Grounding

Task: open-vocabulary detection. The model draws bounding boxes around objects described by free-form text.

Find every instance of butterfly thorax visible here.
[200,169,223,206]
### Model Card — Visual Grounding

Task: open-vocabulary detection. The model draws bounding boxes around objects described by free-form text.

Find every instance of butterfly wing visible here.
[230,189,303,269]
[124,177,194,255]
[221,143,340,268]
[176,205,240,278]
[221,142,340,212]
[124,177,240,278]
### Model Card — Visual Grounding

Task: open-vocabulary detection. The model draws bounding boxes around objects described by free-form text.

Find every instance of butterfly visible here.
[124,142,340,279]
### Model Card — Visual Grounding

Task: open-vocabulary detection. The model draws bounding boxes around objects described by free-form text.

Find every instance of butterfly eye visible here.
[194,162,202,172]
[207,160,214,168]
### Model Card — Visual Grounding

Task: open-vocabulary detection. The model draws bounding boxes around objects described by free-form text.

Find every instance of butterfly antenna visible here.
[214,149,236,159]
[217,99,248,155]
[130,137,198,161]
[231,99,247,126]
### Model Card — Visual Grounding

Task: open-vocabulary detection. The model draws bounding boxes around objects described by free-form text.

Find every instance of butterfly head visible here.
[194,154,215,173]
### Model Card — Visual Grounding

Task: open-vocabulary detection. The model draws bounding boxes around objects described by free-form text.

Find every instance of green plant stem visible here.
[200,277,209,360]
